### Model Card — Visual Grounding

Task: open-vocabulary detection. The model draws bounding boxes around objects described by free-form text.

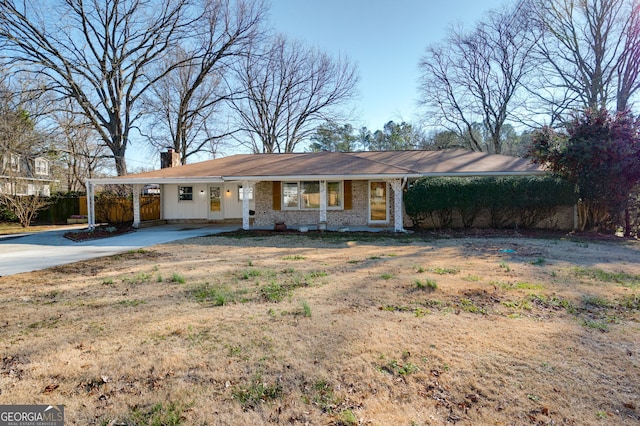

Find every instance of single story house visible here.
[85,149,545,232]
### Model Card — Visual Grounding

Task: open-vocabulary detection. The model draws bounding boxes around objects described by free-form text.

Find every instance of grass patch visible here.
[380,273,394,280]
[582,295,611,308]
[496,281,544,291]
[260,281,289,302]
[458,298,487,314]
[530,257,547,266]
[529,294,575,313]
[122,272,152,285]
[117,299,145,307]
[572,267,640,288]
[232,376,283,409]
[304,380,340,413]
[502,299,533,310]
[414,278,437,291]
[462,275,481,282]
[240,268,263,280]
[127,401,186,426]
[379,359,419,376]
[428,267,459,275]
[581,318,609,332]
[618,294,639,310]
[190,283,242,306]
[381,304,411,312]
[301,300,312,317]
[283,255,306,260]
[338,409,358,426]
[169,273,186,284]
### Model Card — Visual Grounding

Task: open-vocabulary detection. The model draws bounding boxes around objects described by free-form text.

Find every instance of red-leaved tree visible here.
[529,109,640,233]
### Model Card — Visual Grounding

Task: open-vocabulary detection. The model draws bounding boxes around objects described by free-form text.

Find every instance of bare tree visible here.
[419,2,538,154]
[144,0,267,164]
[230,35,359,153]
[616,0,640,112]
[0,0,195,176]
[533,0,640,114]
[0,70,51,227]
[52,104,109,192]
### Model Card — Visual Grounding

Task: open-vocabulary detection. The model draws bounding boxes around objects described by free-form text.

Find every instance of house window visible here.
[301,181,320,209]
[327,181,342,208]
[238,185,254,201]
[178,186,193,201]
[283,182,299,208]
[35,158,49,175]
[282,181,343,210]
[3,154,20,173]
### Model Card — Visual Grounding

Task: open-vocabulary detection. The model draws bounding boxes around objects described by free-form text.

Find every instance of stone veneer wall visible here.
[253,180,397,228]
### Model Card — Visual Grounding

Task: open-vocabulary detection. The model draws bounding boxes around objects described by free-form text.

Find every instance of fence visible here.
[79,195,161,223]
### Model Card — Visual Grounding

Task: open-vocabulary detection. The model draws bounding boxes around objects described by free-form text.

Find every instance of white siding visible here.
[162,184,209,220]
[160,183,254,220]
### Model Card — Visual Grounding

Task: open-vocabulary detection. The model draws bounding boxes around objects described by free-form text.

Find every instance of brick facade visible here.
[253,180,400,228]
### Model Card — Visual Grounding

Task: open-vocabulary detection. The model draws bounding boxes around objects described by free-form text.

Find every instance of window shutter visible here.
[344,180,352,210]
[272,181,281,211]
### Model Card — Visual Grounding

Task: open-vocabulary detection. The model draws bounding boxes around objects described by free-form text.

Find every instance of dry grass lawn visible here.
[0,231,639,425]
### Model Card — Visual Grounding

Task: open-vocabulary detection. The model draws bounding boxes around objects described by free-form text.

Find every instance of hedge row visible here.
[404,176,577,229]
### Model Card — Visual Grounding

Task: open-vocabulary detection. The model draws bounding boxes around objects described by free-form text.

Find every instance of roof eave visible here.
[87,176,224,185]
[86,170,546,186]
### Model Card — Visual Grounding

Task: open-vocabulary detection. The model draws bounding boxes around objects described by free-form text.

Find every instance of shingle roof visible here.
[112,149,542,181]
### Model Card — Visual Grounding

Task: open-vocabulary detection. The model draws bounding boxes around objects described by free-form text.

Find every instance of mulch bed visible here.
[63,227,135,242]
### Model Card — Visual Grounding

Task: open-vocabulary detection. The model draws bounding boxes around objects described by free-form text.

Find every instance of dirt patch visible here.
[0,232,638,425]
[63,226,135,242]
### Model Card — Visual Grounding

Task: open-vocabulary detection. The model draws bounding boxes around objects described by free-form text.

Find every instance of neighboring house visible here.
[0,153,53,196]
[86,149,546,232]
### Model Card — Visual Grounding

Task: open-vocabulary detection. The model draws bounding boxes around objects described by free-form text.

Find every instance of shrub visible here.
[404,176,576,229]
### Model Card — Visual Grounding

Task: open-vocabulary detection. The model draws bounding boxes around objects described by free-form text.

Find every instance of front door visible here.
[208,185,223,220]
[369,181,388,223]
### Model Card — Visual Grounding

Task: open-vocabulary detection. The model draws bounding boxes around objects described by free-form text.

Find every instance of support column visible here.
[86,181,95,230]
[390,179,405,233]
[132,184,141,228]
[242,180,251,230]
[319,180,327,226]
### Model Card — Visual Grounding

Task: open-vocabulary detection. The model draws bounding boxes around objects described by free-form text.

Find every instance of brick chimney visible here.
[160,149,180,169]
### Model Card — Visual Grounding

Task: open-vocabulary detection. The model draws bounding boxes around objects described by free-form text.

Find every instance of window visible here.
[301,181,320,208]
[178,186,193,201]
[327,181,342,208]
[3,154,20,173]
[282,181,343,210]
[35,158,49,175]
[238,185,254,201]
[283,182,299,208]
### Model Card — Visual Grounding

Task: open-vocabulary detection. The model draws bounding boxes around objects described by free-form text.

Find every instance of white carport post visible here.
[86,180,96,230]
[390,178,405,233]
[132,184,142,228]
[319,180,327,225]
[242,180,251,230]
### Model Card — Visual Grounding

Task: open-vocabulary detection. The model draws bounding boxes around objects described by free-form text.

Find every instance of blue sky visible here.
[127,0,511,170]
[268,0,511,130]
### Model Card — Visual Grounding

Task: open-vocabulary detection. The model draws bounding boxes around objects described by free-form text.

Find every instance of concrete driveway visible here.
[0,224,240,276]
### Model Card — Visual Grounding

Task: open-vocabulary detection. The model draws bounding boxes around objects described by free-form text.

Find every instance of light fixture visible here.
[226,189,230,193]
[200,189,205,194]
